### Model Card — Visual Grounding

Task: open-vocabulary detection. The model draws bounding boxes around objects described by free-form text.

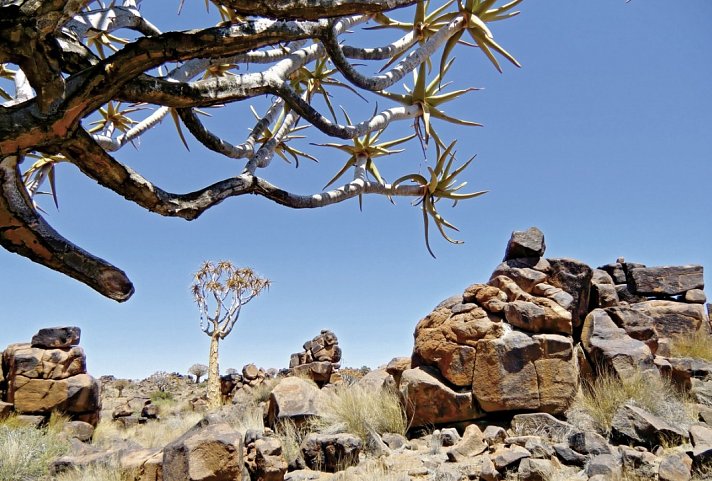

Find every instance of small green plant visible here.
[309,384,407,442]
[670,330,712,361]
[150,390,174,403]
[0,420,70,481]
[566,368,696,437]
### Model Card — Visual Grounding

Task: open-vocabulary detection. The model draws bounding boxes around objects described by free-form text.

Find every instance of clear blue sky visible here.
[1,1,710,380]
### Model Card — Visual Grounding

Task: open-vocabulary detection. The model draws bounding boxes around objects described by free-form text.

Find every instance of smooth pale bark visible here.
[207,333,222,408]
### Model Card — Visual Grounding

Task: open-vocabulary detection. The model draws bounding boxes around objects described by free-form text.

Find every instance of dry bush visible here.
[330,458,411,481]
[54,462,134,481]
[670,331,712,361]
[309,384,407,441]
[275,418,310,467]
[219,403,265,434]
[0,417,69,481]
[566,368,697,437]
[93,412,204,449]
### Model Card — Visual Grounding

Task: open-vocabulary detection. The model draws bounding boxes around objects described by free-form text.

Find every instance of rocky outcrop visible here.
[289,330,341,385]
[267,377,323,427]
[1,327,101,425]
[220,363,270,402]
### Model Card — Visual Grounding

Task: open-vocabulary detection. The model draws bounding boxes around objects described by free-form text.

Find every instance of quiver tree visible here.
[0,0,522,301]
[188,363,208,383]
[191,260,270,407]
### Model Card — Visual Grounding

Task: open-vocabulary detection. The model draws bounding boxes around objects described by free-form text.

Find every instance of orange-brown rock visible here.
[3,343,86,380]
[10,373,100,415]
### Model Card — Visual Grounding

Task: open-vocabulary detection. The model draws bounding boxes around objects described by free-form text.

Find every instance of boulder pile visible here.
[220,363,270,402]
[289,329,342,385]
[0,326,101,426]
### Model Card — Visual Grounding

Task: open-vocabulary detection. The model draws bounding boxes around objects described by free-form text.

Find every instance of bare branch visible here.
[219,0,418,20]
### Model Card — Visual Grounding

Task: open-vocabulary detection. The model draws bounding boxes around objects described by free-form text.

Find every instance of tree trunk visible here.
[207,333,221,408]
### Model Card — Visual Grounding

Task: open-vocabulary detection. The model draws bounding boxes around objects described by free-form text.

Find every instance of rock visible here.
[483,425,507,445]
[605,306,659,353]
[616,284,648,304]
[120,448,163,481]
[685,289,707,304]
[524,437,555,459]
[553,443,587,466]
[243,364,260,381]
[611,403,688,446]
[439,427,460,447]
[546,258,593,326]
[10,373,101,417]
[567,431,611,456]
[490,445,531,470]
[300,433,361,472]
[658,452,693,481]
[141,402,159,419]
[668,360,712,391]
[585,454,621,478]
[381,433,408,450]
[268,377,323,427]
[62,420,94,442]
[511,413,579,443]
[592,269,615,285]
[385,356,411,386]
[504,300,572,335]
[632,300,708,338]
[619,445,658,480]
[31,326,81,349]
[532,283,574,311]
[504,227,546,261]
[581,309,654,378]
[480,454,501,481]
[163,421,243,481]
[245,436,288,481]
[517,458,558,481]
[491,262,548,293]
[292,361,333,385]
[692,378,712,405]
[3,344,86,380]
[690,424,712,447]
[446,424,487,462]
[533,334,579,413]
[601,262,627,284]
[628,265,704,297]
[399,366,482,427]
[590,283,620,309]
[0,401,12,419]
[356,369,395,391]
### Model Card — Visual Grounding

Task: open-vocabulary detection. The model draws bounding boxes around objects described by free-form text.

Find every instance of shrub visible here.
[0,419,69,481]
[93,412,204,449]
[150,390,174,403]
[275,418,308,467]
[670,330,712,361]
[566,368,696,437]
[309,384,407,441]
[54,462,134,481]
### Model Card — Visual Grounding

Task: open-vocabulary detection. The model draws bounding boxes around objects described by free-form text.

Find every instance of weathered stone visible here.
[356,369,395,391]
[268,377,323,427]
[600,263,627,285]
[463,283,508,310]
[504,300,572,335]
[491,262,548,293]
[120,448,163,481]
[567,431,611,456]
[243,363,260,380]
[632,300,708,338]
[292,361,333,385]
[668,359,712,391]
[619,445,658,481]
[517,458,558,481]
[300,433,361,472]
[606,306,659,353]
[691,378,712,406]
[246,437,288,481]
[690,424,712,447]
[581,309,655,378]
[3,344,86,380]
[552,443,587,466]
[504,227,546,261]
[439,427,460,447]
[141,402,159,419]
[511,413,579,443]
[586,454,621,478]
[473,331,541,412]
[399,366,482,427]
[11,374,100,416]
[523,437,555,459]
[684,289,707,304]
[611,403,688,446]
[381,433,408,450]
[546,258,593,326]
[592,269,615,285]
[532,334,578,413]
[629,265,704,297]
[616,284,648,304]
[483,425,507,445]
[385,356,411,385]
[491,445,531,470]
[532,283,574,311]
[658,452,692,481]
[0,401,12,419]
[163,421,243,481]
[590,283,620,309]
[62,420,94,442]
[446,424,487,462]
[31,326,81,349]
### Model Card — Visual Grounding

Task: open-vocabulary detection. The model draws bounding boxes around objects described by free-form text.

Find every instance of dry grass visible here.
[275,418,309,466]
[0,415,70,481]
[93,411,204,449]
[309,384,407,441]
[566,368,697,437]
[330,458,410,481]
[670,330,712,361]
[54,462,134,481]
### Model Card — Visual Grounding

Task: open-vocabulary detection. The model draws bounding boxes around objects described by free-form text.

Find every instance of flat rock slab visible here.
[31,327,81,349]
[629,265,704,296]
[611,403,688,446]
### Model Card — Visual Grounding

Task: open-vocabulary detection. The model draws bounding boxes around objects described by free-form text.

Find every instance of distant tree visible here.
[0,0,520,301]
[225,368,238,376]
[191,261,270,408]
[188,363,209,384]
[114,379,130,397]
[148,371,171,392]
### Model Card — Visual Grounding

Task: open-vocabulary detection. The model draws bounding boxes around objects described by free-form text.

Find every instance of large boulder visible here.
[10,374,100,415]
[300,433,361,473]
[267,377,323,427]
[605,306,659,353]
[399,366,482,428]
[31,326,81,349]
[3,343,86,380]
[163,421,243,481]
[631,300,708,338]
[504,227,546,261]
[581,309,654,378]
[628,265,704,296]
[546,258,593,327]
[611,403,688,446]
[472,331,577,414]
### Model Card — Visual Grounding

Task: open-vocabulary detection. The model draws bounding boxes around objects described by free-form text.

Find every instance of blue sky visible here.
[1,1,710,380]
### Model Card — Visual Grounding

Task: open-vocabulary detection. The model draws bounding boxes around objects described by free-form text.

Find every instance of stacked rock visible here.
[406,227,583,427]
[1,327,101,426]
[220,363,269,402]
[289,330,342,385]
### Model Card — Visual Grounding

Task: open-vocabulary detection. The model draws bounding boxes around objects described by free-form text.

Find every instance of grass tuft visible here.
[93,412,204,449]
[0,419,70,481]
[309,384,407,441]
[670,330,712,361]
[54,462,134,481]
[566,368,696,437]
